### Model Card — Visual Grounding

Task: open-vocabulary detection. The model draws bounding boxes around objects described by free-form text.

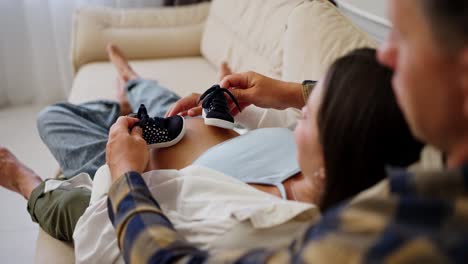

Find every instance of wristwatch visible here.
[302,80,317,104]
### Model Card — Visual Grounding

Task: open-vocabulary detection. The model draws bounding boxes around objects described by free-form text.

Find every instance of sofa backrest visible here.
[283,0,378,82]
[201,0,377,81]
[201,0,304,79]
[72,3,210,72]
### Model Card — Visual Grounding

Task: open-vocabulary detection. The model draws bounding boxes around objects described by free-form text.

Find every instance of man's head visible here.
[421,0,468,52]
[378,0,468,156]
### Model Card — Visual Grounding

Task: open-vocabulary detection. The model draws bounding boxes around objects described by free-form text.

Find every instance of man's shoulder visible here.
[304,165,468,263]
[387,165,467,198]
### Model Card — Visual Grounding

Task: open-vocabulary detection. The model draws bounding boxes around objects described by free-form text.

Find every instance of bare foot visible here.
[219,62,232,81]
[116,76,132,116]
[107,43,139,82]
[0,147,43,199]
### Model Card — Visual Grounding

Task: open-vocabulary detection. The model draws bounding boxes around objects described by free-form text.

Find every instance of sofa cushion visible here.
[201,0,304,79]
[35,229,74,264]
[282,0,378,82]
[72,3,211,72]
[69,57,218,104]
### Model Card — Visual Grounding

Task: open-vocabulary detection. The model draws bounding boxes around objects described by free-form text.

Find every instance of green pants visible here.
[27,180,91,241]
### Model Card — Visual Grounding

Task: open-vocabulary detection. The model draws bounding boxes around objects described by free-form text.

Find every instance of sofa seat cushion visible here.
[69,57,218,104]
[35,229,74,264]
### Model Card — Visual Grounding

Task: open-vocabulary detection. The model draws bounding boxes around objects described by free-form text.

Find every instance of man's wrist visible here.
[110,165,142,182]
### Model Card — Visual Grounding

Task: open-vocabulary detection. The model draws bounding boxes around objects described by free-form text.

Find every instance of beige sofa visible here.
[34,0,400,262]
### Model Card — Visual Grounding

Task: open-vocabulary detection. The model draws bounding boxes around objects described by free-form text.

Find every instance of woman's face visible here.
[294,80,325,182]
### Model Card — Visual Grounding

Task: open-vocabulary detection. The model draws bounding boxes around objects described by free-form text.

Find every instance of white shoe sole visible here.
[147,117,186,149]
[202,109,234,129]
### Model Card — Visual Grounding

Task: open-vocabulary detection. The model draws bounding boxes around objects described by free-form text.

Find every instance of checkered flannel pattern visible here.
[108,165,468,263]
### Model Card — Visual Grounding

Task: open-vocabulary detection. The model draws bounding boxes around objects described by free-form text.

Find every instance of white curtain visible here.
[0,0,164,108]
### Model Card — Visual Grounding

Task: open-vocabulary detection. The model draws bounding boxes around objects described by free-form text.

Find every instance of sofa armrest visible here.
[71,2,211,73]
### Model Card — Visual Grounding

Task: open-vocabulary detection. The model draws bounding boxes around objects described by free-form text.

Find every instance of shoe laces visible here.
[198,85,241,113]
[136,104,165,129]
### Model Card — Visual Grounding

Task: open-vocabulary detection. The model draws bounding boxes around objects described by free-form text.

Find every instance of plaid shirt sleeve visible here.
[108,168,468,264]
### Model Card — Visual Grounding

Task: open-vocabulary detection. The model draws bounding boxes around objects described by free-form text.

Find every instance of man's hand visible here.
[106,116,149,182]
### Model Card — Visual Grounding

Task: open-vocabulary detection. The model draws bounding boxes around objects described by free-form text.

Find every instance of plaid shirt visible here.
[107,166,468,263]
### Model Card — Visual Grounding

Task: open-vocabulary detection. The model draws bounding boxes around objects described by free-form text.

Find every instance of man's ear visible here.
[461,47,468,118]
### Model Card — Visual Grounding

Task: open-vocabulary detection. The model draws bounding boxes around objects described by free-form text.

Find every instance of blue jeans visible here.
[37,79,181,179]
[28,79,180,241]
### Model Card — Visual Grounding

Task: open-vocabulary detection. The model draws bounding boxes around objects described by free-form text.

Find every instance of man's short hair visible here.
[420,0,468,51]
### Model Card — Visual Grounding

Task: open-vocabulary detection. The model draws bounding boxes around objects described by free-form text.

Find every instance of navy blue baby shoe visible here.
[198,85,241,129]
[134,104,185,148]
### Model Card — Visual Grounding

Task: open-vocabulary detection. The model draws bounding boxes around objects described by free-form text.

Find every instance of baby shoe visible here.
[134,104,186,148]
[198,85,241,129]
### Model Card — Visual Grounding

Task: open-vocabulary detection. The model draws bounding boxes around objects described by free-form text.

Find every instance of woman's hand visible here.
[165,92,251,117]
[106,116,149,182]
[220,71,305,111]
[165,93,202,117]
[165,71,305,117]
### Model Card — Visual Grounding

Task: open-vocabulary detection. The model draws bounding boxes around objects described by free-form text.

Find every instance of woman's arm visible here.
[165,72,306,118]
[220,71,305,111]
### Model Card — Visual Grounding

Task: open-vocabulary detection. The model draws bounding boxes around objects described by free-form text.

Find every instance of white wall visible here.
[0,0,47,107]
[337,0,390,43]
[0,0,165,109]
[0,33,8,107]
[353,0,387,21]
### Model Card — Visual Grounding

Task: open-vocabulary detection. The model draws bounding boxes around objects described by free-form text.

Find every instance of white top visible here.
[39,106,307,263]
[235,105,301,131]
[336,0,391,43]
[72,165,318,264]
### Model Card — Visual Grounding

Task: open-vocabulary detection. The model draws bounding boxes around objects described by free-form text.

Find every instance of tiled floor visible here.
[0,104,58,263]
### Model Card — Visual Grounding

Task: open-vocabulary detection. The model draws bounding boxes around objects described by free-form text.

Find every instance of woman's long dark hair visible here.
[318,48,423,210]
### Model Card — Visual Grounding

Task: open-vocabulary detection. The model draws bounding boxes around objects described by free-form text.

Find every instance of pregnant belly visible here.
[147,117,239,171]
